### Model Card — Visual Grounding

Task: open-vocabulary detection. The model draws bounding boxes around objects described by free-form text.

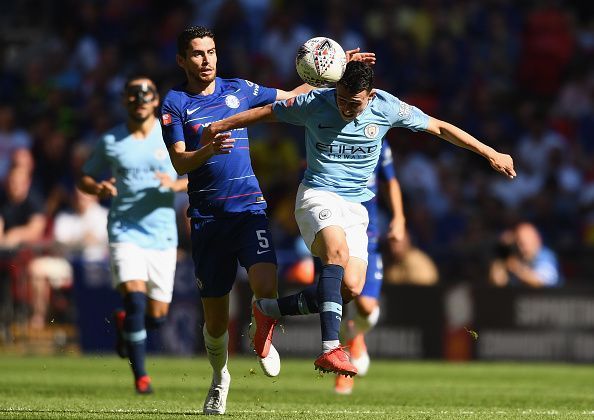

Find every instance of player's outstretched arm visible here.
[166,133,235,175]
[424,117,516,179]
[206,104,278,139]
[384,178,406,242]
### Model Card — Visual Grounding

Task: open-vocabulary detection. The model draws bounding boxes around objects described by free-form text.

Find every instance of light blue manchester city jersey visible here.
[272,89,429,202]
[83,121,179,249]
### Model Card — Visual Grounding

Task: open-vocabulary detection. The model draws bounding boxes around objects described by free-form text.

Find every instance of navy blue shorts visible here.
[190,211,277,298]
[360,250,382,299]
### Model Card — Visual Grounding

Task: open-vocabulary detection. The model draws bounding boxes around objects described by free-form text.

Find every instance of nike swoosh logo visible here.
[187,107,201,115]
[318,124,333,129]
[256,249,271,255]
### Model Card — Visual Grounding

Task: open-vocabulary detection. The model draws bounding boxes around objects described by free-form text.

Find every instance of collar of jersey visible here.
[183,77,222,98]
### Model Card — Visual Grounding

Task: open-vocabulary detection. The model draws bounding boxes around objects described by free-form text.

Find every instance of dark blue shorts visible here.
[360,250,382,299]
[190,211,277,298]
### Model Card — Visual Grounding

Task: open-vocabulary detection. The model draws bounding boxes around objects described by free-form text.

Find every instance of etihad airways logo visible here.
[316,143,378,159]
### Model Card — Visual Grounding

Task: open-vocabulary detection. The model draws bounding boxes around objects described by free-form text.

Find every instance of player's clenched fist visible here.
[488,152,516,179]
[96,177,117,199]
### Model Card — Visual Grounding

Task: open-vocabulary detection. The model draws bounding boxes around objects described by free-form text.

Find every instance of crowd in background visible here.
[1,0,593,292]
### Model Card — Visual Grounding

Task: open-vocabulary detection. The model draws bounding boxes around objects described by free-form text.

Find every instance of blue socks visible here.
[123,292,147,379]
[145,315,167,330]
[317,264,344,353]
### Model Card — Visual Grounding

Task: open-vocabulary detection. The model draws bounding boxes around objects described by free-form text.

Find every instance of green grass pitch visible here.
[1,355,594,419]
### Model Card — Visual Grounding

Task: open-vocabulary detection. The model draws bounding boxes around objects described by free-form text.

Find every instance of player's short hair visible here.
[338,61,374,93]
[177,26,215,57]
[124,75,157,91]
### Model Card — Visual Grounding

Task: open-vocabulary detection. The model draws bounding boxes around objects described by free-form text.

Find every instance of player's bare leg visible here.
[202,295,231,415]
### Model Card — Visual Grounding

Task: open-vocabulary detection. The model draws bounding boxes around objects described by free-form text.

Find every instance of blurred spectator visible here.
[261,7,313,83]
[0,165,46,248]
[382,231,439,286]
[0,104,32,184]
[518,1,574,97]
[28,189,108,329]
[323,11,366,51]
[515,105,566,175]
[0,164,47,333]
[489,222,561,288]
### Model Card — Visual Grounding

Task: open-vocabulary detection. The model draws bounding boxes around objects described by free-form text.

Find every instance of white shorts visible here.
[294,183,369,262]
[109,243,176,303]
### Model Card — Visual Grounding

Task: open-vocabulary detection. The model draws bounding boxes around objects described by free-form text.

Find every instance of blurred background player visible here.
[0,164,46,249]
[334,141,405,394]
[160,26,374,415]
[0,162,46,335]
[489,221,561,288]
[382,231,439,286]
[203,60,516,379]
[78,76,187,394]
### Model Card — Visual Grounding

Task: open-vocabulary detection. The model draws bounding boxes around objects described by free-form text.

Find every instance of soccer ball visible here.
[295,37,347,87]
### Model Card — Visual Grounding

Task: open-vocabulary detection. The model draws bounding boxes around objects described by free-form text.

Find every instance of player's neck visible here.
[127,115,156,139]
[187,78,216,96]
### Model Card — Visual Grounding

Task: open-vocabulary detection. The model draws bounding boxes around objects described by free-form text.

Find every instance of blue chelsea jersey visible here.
[82,121,178,250]
[364,141,396,242]
[273,88,428,202]
[160,77,277,218]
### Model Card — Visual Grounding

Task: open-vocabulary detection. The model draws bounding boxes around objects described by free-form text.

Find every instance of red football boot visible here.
[252,301,277,358]
[135,375,153,394]
[314,347,358,377]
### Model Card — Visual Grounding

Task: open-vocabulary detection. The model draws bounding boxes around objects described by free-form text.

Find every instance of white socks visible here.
[353,306,380,336]
[341,306,381,342]
[203,325,229,384]
[323,340,340,353]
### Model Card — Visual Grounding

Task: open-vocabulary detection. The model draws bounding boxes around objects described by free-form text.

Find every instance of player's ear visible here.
[368,89,376,100]
[175,54,185,69]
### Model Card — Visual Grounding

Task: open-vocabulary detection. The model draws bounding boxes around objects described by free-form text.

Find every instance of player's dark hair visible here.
[338,61,374,93]
[124,75,157,91]
[177,26,215,57]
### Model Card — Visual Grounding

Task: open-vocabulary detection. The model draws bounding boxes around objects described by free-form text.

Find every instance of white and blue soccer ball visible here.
[296,37,346,87]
